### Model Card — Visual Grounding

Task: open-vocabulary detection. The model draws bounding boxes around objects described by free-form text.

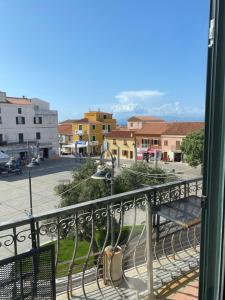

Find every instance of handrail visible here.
[0,176,202,231]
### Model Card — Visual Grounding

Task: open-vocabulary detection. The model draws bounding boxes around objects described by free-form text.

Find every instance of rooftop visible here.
[6,97,33,105]
[128,115,165,122]
[162,122,204,136]
[135,122,170,135]
[58,124,73,135]
[106,129,135,138]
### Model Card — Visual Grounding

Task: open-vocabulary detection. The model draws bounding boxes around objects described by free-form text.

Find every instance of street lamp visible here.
[91,149,116,246]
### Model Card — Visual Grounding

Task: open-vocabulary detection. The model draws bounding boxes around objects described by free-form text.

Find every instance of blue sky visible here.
[0,0,209,123]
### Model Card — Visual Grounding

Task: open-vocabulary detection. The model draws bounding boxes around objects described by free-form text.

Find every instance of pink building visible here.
[127,116,165,130]
[135,122,169,160]
[161,122,204,162]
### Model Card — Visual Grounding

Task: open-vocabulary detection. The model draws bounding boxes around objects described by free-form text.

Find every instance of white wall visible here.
[0,98,59,157]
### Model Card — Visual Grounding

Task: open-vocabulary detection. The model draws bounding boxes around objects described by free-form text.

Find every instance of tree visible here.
[181,129,204,167]
[114,161,170,194]
[54,159,172,252]
[55,159,171,207]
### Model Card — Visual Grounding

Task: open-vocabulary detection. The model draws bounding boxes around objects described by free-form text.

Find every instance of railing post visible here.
[146,193,156,300]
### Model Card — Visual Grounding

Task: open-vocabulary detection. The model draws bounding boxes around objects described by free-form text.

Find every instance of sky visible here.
[0,0,209,123]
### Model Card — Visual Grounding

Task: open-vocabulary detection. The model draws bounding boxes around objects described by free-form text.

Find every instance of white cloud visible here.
[115,90,164,103]
[113,89,164,113]
[112,89,204,117]
[148,101,204,117]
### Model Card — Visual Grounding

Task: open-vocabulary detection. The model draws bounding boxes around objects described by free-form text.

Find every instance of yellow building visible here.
[105,130,136,161]
[73,111,116,154]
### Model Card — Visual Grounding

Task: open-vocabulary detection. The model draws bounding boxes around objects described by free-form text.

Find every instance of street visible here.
[0,157,201,224]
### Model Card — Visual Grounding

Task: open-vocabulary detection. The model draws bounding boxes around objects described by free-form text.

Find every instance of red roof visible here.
[58,124,73,136]
[162,122,204,136]
[6,97,32,105]
[106,130,135,138]
[135,122,170,135]
[128,115,165,122]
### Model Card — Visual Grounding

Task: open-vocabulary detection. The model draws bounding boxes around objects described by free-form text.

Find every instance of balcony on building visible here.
[0,177,202,300]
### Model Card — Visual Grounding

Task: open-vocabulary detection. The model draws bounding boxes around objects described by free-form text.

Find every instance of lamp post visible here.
[91,149,115,246]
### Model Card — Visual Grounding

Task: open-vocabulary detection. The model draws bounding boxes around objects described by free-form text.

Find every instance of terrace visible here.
[0,177,202,299]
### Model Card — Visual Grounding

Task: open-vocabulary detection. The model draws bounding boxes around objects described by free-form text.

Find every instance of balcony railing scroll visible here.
[0,177,202,299]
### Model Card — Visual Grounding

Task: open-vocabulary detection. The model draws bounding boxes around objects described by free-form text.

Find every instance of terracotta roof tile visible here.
[6,97,33,105]
[135,122,170,135]
[106,130,135,138]
[128,115,165,122]
[58,124,73,135]
[162,122,204,136]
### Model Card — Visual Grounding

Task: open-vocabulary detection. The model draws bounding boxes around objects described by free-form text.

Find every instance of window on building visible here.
[122,150,128,157]
[16,116,25,124]
[153,139,159,145]
[34,105,39,111]
[164,140,168,146]
[92,136,96,142]
[92,125,96,130]
[124,139,127,145]
[142,139,149,146]
[18,108,22,114]
[130,151,133,159]
[36,132,41,140]
[0,116,2,124]
[0,107,1,113]
[102,124,106,130]
[112,149,117,155]
[176,141,181,149]
[18,133,24,144]
[0,134,3,142]
[34,117,42,124]
[108,124,111,132]
[130,122,133,127]
[103,114,107,119]
[78,124,82,130]
[113,139,116,145]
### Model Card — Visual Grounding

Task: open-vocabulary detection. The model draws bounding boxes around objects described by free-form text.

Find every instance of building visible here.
[161,122,204,162]
[105,130,136,161]
[135,122,170,160]
[58,121,74,154]
[106,121,204,162]
[0,90,59,160]
[127,115,165,130]
[73,111,117,154]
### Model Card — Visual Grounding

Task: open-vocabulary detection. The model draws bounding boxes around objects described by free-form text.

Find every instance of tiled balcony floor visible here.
[57,248,199,300]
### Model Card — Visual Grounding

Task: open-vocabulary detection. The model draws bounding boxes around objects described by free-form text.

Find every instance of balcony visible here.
[0,140,37,147]
[0,141,7,146]
[0,177,202,299]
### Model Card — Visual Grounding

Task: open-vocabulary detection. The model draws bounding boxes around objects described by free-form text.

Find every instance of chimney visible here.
[0,91,6,102]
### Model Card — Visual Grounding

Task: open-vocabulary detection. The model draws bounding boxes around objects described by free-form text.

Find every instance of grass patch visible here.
[47,224,144,278]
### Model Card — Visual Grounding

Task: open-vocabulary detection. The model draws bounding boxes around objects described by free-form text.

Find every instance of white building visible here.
[0,90,59,160]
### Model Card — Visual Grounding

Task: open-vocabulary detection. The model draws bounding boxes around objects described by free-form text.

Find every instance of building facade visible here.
[106,130,136,162]
[73,111,116,154]
[135,122,169,160]
[58,120,74,154]
[0,91,59,160]
[161,122,204,162]
[127,116,165,130]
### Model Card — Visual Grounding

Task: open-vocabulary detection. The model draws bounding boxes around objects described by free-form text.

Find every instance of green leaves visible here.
[180,129,204,167]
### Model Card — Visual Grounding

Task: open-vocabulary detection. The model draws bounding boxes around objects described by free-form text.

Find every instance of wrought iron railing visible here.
[0,177,202,299]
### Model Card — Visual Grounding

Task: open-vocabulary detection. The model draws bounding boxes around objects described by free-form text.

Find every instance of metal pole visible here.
[28,169,33,216]
[146,194,156,300]
[134,136,137,163]
[110,155,115,247]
